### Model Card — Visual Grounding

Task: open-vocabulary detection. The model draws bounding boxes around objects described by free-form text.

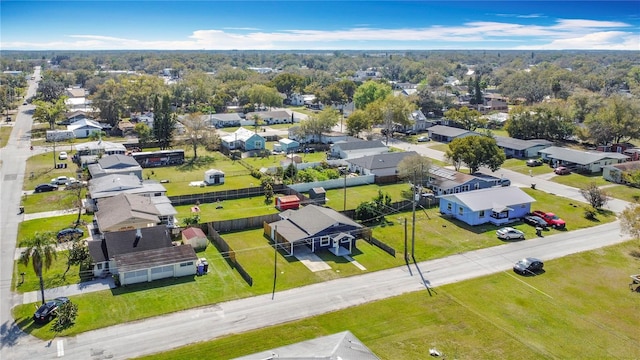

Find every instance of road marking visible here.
[57,339,64,357]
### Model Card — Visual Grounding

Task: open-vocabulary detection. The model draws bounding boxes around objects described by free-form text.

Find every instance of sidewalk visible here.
[22,208,79,221]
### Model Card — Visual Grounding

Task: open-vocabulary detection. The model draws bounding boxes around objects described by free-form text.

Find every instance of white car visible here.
[496,227,525,240]
[65,178,87,189]
[417,136,430,142]
[58,151,68,160]
[50,176,69,185]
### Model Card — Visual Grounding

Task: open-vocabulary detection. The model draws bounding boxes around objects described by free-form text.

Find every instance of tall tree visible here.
[353,80,391,110]
[36,78,65,102]
[299,108,340,143]
[367,95,415,144]
[445,106,484,131]
[445,135,506,174]
[91,78,125,127]
[19,232,58,305]
[32,97,68,129]
[271,73,304,99]
[620,203,640,240]
[397,154,432,187]
[152,95,176,150]
[585,96,640,145]
[345,109,372,137]
[180,112,210,160]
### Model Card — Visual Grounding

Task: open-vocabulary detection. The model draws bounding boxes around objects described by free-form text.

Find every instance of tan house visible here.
[94,193,161,233]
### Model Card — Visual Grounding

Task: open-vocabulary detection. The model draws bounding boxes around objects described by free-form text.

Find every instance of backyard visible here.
[138,240,640,359]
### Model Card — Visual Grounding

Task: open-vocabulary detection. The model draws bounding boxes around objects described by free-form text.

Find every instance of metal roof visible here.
[115,245,197,273]
[539,146,630,165]
[346,151,418,170]
[494,136,552,151]
[439,186,535,212]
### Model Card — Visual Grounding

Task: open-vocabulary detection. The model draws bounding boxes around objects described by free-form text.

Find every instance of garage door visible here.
[123,269,148,285]
[151,265,174,280]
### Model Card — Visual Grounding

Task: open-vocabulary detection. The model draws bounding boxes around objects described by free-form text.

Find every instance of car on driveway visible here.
[58,151,68,160]
[513,257,544,275]
[531,210,566,229]
[526,159,542,167]
[65,178,87,189]
[496,227,525,240]
[523,215,549,228]
[417,136,430,142]
[57,228,84,242]
[33,297,69,323]
[50,176,69,185]
[34,183,58,193]
[554,166,570,175]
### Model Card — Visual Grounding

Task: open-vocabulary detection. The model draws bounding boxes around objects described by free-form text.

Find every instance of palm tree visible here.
[19,232,58,305]
[251,114,262,134]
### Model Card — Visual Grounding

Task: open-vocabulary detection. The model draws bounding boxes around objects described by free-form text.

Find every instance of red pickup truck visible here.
[531,210,566,229]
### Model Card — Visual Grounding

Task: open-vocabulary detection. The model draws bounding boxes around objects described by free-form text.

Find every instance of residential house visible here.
[87,225,197,285]
[346,151,419,177]
[94,193,162,232]
[438,187,535,226]
[74,140,127,166]
[596,142,635,154]
[87,154,143,180]
[64,87,92,112]
[539,146,630,173]
[87,174,168,211]
[246,110,296,125]
[265,205,363,256]
[61,110,90,125]
[330,139,388,159]
[273,138,299,153]
[68,118,103,138]
[482,93,509,112]
[494,136,552,159]
[220,127,266,151]
[602,160,640,184]
[352,68,382,82]
[427,125,479,143]
[289,93,316,106]
[206,113,243,128]
[427,166,510,196]
[623,148,640,161]
[406,109,436,133]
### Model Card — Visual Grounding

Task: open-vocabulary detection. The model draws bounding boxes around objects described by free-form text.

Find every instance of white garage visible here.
[115,245,198,286]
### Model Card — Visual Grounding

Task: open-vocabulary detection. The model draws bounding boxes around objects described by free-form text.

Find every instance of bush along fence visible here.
[206,223,253,286]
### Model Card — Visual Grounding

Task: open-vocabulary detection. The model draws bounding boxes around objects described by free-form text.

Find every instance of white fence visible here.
[289,174,375,193]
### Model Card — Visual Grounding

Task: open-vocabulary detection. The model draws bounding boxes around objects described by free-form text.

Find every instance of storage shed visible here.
[275,195,301,211]
[204,169,225,185]
[309,187,326,205]
[278,138,300,153]
[182,227,208,250]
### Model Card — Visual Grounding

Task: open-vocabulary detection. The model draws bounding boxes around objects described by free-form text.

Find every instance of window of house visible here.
[97,263,102,270]
[479,210,485,217]
[462,185,469,192]
[254,141,263,148]
[474,183,480,189]
[320,237,330,246]
[458,207,463,215]
[447,203,452,211]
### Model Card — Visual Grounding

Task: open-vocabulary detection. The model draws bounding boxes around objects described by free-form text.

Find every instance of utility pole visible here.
[272,226,278,300]
[343,167,347,211]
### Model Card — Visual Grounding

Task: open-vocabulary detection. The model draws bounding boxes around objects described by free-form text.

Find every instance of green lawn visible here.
[502,158,554,176]
[428,142,450,152]
[23,151,82,192]
[550,172,610,188]
[17,214,92,246]
[0,125,12,148]
[174,196,279,224]
[138,241,640,360]
[324,183,412,210]
[603,184,640,203]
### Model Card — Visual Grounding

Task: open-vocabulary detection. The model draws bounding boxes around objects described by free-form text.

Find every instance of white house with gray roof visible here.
[494,136,552,159]
[427,125,479,143]
[346,151,419,177]
[330,139,388,159]
[87,174,167,212]
[439,186,535,226]
[87,154,143,180]
[539,146,629,173]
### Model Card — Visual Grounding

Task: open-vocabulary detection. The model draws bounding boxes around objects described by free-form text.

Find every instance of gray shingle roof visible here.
[273,205,362,242]
[333,140,386,151]
[347,151,419,170]
[438,186,535,212]
[494,136,552,151]
[114,244,197,273]
[428,125,477,137]
[88,225,172,264]
[97,154,140,169]
[94,193,161,231]
[539,146,630,165]
[89,174,166,200]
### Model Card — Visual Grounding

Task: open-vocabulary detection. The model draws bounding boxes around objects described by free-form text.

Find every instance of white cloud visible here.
[2,18,638,50]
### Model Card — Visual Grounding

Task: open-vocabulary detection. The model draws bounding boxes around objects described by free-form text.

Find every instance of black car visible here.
[57,228,84,242]
[526,159,543,167]
[34,183,58,193]
[523,215,549,228]
[33,297,69,323]
[513,257,544,275]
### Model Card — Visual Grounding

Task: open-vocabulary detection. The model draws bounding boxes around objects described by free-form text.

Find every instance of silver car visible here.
[496,227,525,240]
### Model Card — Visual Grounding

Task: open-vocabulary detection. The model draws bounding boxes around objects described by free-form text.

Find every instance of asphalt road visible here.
[0,92,633,359]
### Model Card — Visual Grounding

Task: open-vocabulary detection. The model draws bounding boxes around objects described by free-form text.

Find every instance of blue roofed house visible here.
[438,187,535,226]
[220,127,266,151]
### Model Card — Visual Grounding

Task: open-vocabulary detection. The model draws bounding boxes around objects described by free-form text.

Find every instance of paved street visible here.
[0,92,635,359]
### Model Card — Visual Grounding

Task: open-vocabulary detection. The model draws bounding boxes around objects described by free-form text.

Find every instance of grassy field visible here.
[174,196,280,224]
[0,125,12,148]
[23,150,82,192]
[429,142,450,152]
[550,172,610,188]
[138,241,640,360]
[323,183,412,210]
[603,184,640,203]
[502,158,554,176]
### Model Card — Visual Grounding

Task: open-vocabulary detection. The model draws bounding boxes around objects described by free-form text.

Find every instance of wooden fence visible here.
[206,223,253,286]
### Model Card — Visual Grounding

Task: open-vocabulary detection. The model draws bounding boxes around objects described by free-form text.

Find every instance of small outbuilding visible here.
[182,227,208,250]
[204,169,225,185]
[277,138,300,153]
[275,195,300,211]
[309,187,326,205]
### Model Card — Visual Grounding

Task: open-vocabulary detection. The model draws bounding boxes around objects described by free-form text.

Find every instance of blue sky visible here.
[1,1,639,50]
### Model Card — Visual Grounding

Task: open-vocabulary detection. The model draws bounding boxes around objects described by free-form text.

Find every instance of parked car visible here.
[513,257,544,275]
[65,178,87,189]
[50,176,69,185]
[531,210,566,229]
[417,136,430,142]
[57,228,84,242]
[554,166,570,175]
[523,215,549,228]
[34,183,58,193]
[496,227,525,240]
[58,151,68,160]
[526,159,542,167]
[33,297,69,323]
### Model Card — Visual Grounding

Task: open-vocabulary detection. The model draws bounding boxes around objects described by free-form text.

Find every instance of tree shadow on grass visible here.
[176,156,217,172]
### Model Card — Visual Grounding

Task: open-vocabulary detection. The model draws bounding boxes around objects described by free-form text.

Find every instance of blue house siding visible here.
[244,134,266,151]
[439,199,532,226]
